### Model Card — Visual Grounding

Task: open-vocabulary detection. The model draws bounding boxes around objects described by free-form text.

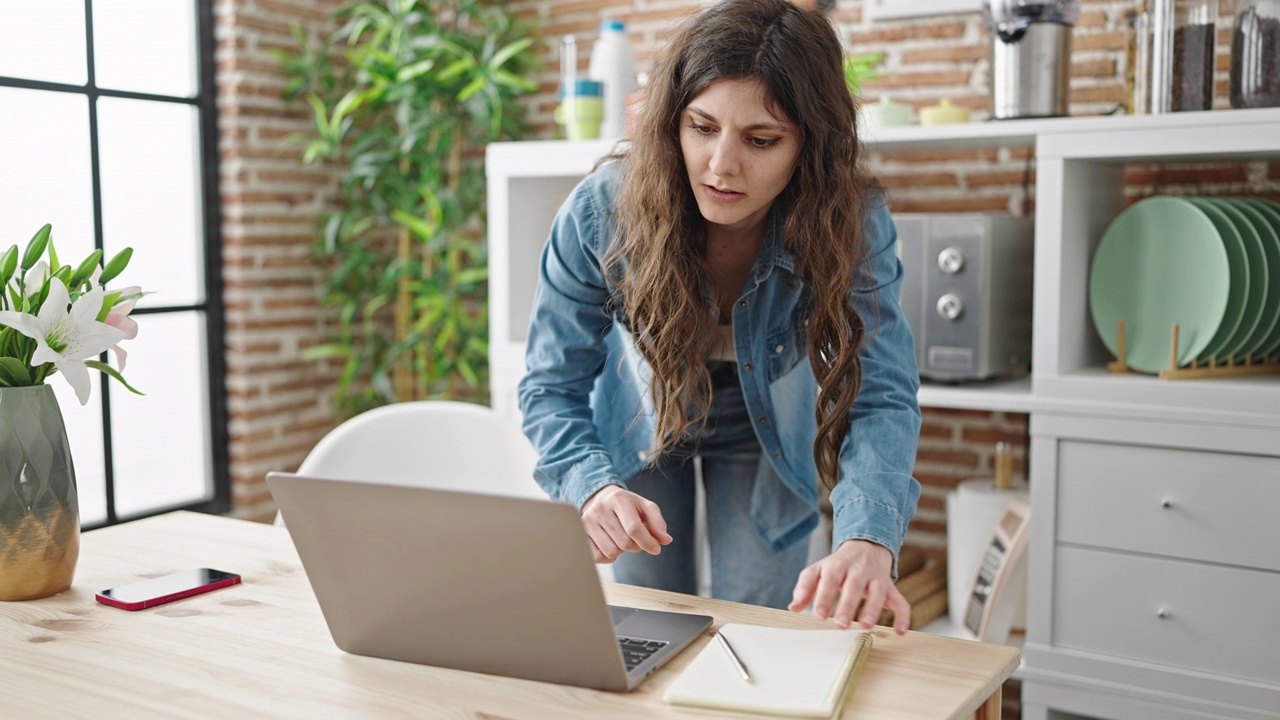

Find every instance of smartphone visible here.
[96,568,242,611]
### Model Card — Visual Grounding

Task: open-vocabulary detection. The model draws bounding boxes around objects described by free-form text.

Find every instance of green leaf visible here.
[306,93,333,137]
[396,58,435,82]
[487,37,532,72]
[491,68,536,92]
[85,360,143,395]
[456,356,478,386]
[455,75,486,103]
[21,224,51,270]
[391,209,438,241]
[300,343,352,361]
[436,57,474,82]
[100,247,133,285]
[0,357,33,386]
[453,267,487,286]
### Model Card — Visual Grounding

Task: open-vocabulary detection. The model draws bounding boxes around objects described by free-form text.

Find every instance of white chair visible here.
[273,400,544,527]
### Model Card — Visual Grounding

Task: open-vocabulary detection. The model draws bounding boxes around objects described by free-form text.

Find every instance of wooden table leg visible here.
[972,688,1002,720]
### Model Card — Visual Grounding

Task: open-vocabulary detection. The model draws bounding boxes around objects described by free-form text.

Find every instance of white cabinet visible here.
[1023,415,1280,720]
[486,108,1280,719]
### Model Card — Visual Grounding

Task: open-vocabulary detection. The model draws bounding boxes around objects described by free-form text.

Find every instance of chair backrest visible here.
[274,401,543,527]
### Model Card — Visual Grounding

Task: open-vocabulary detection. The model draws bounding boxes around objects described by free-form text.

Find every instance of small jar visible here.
[1230,0,1280,108]
[1148,0,1217,112]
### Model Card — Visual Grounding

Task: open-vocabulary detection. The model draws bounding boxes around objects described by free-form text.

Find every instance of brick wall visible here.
[215,0,349,522]
[215,0,1280,548]
[503,0,1280,564]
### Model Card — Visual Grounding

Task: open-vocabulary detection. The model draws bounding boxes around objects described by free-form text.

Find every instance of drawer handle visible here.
[1157,608,1170,619]
[1160,499,1174,509]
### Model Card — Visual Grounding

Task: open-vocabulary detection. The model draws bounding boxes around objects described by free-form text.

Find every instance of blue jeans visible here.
[612,362,811,609]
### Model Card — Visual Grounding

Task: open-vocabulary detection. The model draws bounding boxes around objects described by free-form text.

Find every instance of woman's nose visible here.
[708,137,739,177]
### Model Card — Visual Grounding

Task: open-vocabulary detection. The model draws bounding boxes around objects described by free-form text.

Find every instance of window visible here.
[0,0,227,526]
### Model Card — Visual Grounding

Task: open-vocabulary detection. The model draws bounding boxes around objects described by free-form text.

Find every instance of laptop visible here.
[266,472,713,692]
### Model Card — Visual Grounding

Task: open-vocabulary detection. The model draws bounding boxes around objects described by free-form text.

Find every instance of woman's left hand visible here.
[787,539,911,635]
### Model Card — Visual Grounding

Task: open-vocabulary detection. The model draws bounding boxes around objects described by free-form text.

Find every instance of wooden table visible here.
[0,512,1018,719]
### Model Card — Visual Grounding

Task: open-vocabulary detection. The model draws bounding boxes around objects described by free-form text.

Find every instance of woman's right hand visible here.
[580,484,672,563]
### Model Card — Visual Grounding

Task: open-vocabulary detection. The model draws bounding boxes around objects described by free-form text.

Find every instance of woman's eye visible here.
[751,137,781,148]
[689,122,714,135]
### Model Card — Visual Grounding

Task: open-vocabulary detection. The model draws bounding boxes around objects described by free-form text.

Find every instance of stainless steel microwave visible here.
[893,213,1034,382]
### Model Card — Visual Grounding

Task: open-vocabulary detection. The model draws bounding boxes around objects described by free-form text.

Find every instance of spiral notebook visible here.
[662,623,873,719]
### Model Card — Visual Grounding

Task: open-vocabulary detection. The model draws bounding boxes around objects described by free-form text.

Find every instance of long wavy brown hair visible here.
[606,0,874,491]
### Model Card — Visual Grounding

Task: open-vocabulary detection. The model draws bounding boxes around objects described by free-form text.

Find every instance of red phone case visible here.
[96,571,241,611]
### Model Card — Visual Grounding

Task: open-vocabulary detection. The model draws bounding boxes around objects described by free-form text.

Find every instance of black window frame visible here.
[0,0,229,528]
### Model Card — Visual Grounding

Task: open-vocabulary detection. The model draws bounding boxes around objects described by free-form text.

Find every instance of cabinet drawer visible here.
[1056,441,1280,572]
[1054,546,1280,684]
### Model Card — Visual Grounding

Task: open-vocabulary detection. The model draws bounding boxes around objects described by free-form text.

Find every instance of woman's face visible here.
[679,78,802,238]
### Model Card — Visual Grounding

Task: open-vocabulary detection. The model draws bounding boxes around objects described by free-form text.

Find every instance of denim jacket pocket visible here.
[766,326,805,381]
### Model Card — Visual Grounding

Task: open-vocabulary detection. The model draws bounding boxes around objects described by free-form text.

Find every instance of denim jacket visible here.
[518,161,921,571]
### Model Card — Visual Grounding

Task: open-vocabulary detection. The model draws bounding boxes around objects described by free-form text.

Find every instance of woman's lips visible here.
[703,184,745,203]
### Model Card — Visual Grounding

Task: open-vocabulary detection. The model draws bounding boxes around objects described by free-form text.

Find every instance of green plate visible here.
[1236,198,1280,359]
[1200,198,1266,361]
[1226,199,1280,361]
[1089,196,1229,373]
[1186,199,1248,361]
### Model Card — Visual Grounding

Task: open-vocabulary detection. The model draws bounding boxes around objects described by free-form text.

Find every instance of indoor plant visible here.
[0,224,142,601]
[276,0,539,416]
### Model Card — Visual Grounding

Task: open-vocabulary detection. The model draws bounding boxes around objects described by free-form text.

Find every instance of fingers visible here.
[850,578,887,630]
[884,585,912,635]
[788,563,820,612]
[789,540,908,633]
[639,497,673,545]
[809,564,845,622]
[581,486,669,562]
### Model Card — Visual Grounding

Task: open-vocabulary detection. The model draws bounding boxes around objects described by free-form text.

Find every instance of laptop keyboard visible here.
[617,636,668,671]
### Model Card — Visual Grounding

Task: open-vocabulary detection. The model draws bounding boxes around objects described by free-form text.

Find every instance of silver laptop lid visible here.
[267,472,637,690]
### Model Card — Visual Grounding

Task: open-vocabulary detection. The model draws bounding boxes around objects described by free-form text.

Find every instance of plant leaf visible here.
[85,360,144,395]
[0,357,33,386]
[487,37,532,72]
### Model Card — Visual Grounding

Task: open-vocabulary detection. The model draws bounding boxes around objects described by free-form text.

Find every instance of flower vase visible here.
[0,385,80,601]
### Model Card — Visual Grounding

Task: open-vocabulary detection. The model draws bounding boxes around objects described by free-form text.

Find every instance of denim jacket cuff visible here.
[560,452,622,510]
[830,494,908,581]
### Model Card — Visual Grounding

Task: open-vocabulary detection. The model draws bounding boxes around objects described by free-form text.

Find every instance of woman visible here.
[518,0,921,634]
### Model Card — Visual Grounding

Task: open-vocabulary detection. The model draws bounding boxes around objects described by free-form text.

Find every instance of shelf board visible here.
[1034,368,1280,428]
[863,106,1280,155]
[918,376,1034,414]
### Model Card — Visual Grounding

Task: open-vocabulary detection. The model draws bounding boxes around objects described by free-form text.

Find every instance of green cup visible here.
[556,79,604,140]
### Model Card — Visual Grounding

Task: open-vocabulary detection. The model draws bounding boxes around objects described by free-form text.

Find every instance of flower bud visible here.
[51,265,74,287]
[70,249,104,289]
[21,224,52,271]
[99,247,133,286]
[0,245,17,285]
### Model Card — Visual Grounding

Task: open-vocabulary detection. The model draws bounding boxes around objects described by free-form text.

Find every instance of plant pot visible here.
[0,384,80,601]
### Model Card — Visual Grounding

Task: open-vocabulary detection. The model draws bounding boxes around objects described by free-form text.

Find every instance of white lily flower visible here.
[0,277,126,405]
[23,261,48,292]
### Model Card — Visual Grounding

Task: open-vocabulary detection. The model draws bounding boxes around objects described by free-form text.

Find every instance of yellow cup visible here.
[556,79,604,140]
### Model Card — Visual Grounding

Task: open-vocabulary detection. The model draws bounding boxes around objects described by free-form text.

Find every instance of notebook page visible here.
[662,623,872,719]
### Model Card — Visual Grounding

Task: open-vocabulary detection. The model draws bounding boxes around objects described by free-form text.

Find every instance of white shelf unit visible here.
[487,107,1280,720]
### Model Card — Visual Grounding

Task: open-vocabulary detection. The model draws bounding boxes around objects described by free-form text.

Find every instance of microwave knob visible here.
[936,293,964,320]
[937,247,965,274]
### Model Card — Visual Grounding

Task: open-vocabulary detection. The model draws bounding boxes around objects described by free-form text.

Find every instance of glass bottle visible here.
[1230,0,1280,108]
[1149,0,1217,112]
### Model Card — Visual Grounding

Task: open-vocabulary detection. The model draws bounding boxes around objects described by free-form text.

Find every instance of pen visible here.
[716,630,751,683]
